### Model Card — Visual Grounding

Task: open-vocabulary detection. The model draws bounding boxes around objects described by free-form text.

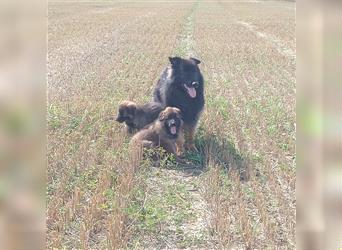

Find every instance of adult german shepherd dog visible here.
[153,56,204,150]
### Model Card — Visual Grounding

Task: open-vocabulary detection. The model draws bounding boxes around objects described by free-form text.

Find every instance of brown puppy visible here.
[130,107,184,158]
[116,100,163,134]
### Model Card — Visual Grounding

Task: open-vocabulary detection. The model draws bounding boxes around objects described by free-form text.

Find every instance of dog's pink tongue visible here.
[170,126,177,135]
[187,87,196,98]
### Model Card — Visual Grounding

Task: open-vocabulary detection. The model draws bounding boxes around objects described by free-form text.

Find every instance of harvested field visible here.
[47,0,295,249]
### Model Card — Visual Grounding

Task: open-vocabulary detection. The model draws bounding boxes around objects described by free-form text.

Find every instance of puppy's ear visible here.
[158,110,166,121]
[169,57,181,67]
[190,57,201,65]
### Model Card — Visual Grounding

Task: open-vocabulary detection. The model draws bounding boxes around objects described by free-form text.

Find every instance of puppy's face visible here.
[159,107,183,139]
[169,57,203,99]
[116,101,137,125]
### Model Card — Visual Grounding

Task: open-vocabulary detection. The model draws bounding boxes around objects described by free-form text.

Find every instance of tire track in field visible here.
[141,167,210,249]
[170,1,212,246]
[174,1,199,58]
[143,1,212,248]
[236,20,296,59]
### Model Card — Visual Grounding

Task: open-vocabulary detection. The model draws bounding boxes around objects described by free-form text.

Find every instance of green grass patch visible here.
[206,95,230,120]
[127,177,193,234]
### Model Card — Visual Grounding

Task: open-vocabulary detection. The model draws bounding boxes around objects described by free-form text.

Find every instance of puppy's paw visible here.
[176,147,185,157]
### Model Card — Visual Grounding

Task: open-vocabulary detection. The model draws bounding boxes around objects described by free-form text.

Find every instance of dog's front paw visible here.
[176,146,184,157]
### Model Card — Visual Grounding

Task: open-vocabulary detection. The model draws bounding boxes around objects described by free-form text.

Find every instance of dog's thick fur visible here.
[153,57,204,149]
[130,107,184,157]
[116,101,163,134]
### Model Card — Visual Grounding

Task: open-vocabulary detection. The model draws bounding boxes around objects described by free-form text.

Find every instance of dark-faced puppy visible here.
[130,107,184,158]
[116,100,163,134]
[153,57,204,150]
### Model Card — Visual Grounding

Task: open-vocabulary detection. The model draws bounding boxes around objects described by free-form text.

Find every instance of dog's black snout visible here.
[116,116,124,123]
[169,119,176,126]
[192,81,199,88]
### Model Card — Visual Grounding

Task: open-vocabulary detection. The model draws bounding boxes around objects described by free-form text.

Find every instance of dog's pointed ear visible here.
[159,110,166,121]
[169,57,181,67]
[190,57,201,65]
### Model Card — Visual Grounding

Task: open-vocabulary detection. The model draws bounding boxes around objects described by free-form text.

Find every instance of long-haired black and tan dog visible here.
[130,107,184,158]
[116,100,163,134]
[153,56,204,150]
